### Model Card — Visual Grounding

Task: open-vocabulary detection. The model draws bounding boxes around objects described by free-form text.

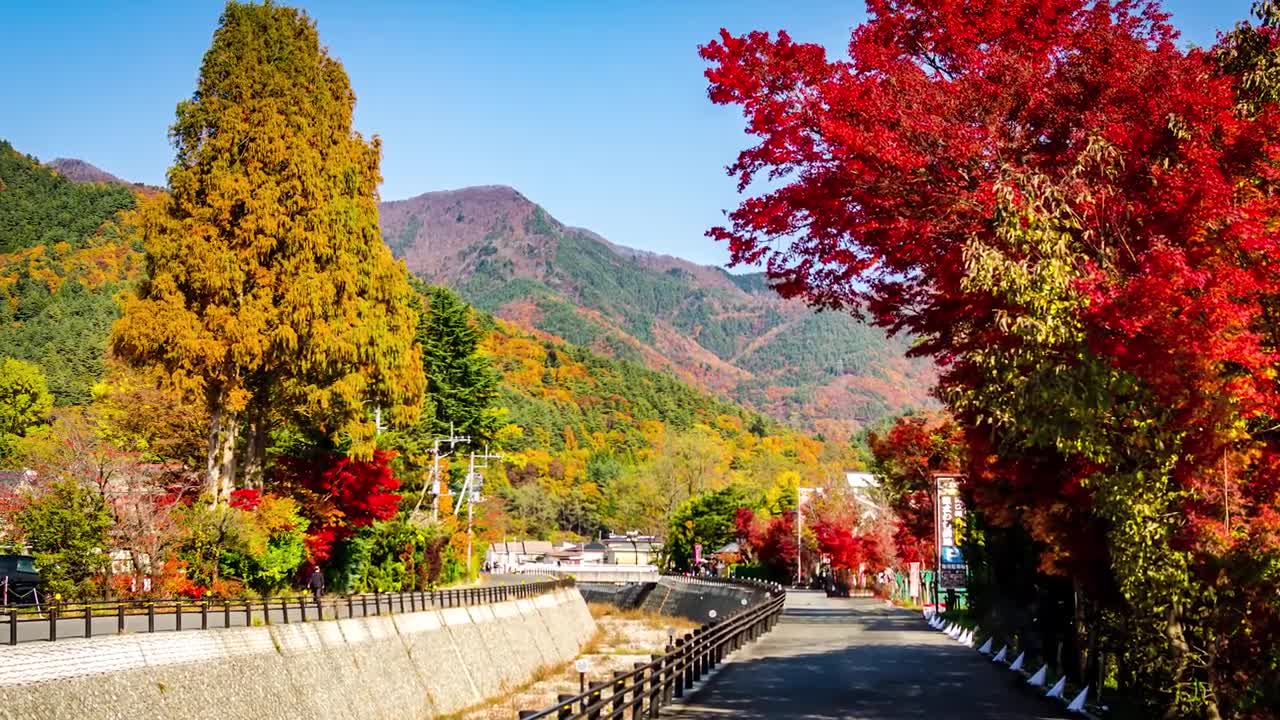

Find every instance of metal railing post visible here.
[201,602,209,630]
[175,603,183,631]
[673,639,685,698]
[631,662,647,720]
[556,693,576,719]
[8,609,17,645]
[611,670,627,717]
[586,680,605,720]
[118,604,125,634]
[84,607,92,638]
[48,607,57,641]
[649,654,663,716]
[281,597,289,624]
[147,605,155,634]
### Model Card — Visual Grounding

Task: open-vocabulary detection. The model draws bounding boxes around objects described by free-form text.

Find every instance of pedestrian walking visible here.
[307,566,324,605]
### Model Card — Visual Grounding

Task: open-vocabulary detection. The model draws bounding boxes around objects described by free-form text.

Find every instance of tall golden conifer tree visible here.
[112,1,424,502]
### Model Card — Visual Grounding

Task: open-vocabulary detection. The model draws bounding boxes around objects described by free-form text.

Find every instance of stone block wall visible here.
[0,587,594,720]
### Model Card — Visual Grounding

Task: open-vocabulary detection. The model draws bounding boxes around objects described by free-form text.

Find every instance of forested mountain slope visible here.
[0,141,139,403]
[380,186,936,438]
[0,142,848,539]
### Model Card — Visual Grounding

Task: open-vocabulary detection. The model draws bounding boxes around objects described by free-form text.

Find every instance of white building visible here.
[845,472,884,519]
[485,540,554,571]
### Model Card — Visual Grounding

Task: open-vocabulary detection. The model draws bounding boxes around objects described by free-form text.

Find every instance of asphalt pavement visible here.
[665,590,1073,720]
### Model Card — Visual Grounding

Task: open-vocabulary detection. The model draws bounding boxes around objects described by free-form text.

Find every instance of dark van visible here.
[1,554,40,605]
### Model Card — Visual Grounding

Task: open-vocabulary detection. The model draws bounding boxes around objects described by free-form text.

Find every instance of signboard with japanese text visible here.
[934,474,968,590]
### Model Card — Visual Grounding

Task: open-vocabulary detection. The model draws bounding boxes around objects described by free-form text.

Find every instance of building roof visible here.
[488,540,554,556]
[583,540,608,552]
[603,536,661,550]
[845,472,879,489]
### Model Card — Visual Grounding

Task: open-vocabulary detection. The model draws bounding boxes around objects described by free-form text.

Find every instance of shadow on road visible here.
[666,594,1072,720]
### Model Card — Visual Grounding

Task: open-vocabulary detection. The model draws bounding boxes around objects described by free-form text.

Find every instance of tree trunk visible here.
[205,396,225,505]
[1162,601,1218,720]
[241,400,269,490]
[217,412,238,503]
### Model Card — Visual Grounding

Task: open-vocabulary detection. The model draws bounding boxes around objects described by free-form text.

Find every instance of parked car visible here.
[0,554,41,605]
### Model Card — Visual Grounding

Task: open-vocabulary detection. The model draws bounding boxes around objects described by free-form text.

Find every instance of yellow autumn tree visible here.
[112,2,424,502]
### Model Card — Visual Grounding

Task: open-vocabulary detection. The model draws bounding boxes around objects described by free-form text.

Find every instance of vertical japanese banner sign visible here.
[694,543,702,565]
[935,475,968,589]
[908,562,921,599]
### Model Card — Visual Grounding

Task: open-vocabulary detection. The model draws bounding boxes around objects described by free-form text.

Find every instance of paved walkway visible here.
[665,590,1071,720]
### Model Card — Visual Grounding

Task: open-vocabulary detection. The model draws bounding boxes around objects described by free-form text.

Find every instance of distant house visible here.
[485,540,554,570]
[603,534,661,566]
[845,472,884,519]
[712,541,742,565]
[581,540,608,564]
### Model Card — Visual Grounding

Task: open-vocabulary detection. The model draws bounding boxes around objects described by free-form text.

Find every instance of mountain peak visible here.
[386,184,530,207]
[378,185,936,436]
[46,157,126,185]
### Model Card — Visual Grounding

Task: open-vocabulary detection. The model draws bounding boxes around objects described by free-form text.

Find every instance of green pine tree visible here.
[413,282,500,445]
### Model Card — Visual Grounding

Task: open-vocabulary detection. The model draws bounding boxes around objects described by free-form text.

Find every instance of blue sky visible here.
[0,1,1254,268]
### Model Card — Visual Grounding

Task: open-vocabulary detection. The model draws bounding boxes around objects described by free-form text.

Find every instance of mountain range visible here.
[380,186,935,437]
[23,152,935,435]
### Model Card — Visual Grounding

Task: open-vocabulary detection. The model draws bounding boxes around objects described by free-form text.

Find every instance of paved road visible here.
[666,590,1072,720]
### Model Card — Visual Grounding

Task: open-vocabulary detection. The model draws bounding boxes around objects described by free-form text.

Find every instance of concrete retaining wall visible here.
[639,577,769,624]
[577,581,657,608]
[0,587,595,720]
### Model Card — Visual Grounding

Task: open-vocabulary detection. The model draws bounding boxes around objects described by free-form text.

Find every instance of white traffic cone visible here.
[992,646,1008,663]
[960,629,972,644]
[1067,686,1089,713]
[1009,651,1025,672]
[1027,664,1047,687]
[1045,676,1067,699]
[977,637,993,654]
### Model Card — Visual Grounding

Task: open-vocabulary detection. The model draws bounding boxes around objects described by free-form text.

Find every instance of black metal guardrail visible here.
[1,578,573,646]
[517,577,786,719]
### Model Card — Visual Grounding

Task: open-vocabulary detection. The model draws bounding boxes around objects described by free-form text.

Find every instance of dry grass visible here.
[453,607,696,719]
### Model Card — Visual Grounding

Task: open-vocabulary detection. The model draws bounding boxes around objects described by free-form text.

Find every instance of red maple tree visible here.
[271,450,402,562]
[703,1,1280,713]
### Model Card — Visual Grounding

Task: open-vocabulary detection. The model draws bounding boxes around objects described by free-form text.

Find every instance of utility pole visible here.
[456,447,502,573]
[410,426,471,522]
[796,487,815,587]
